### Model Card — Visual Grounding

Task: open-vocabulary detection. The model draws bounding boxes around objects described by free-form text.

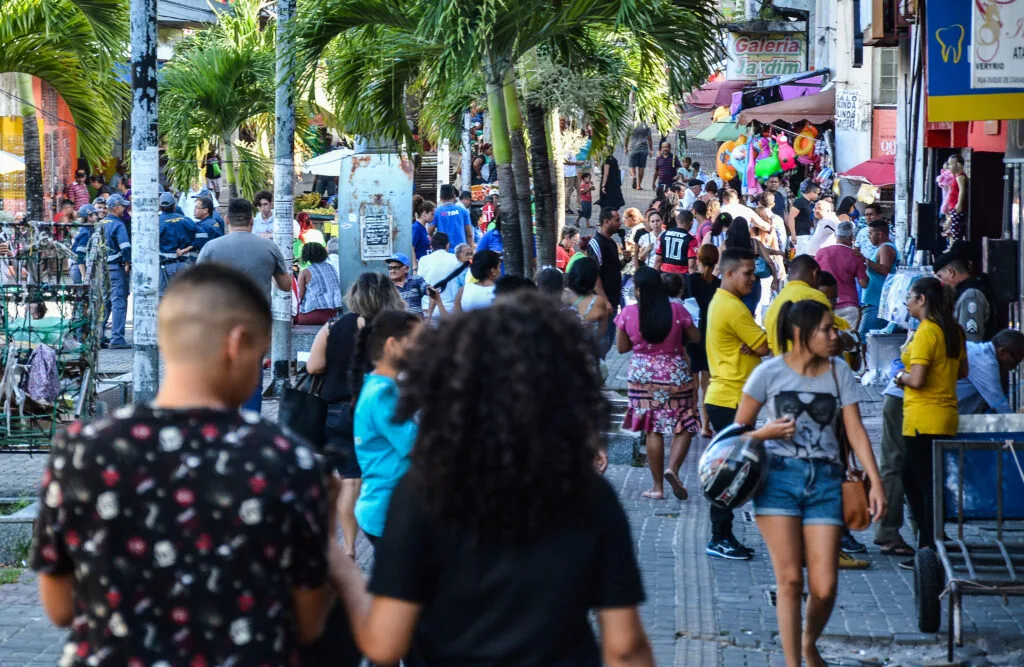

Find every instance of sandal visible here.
[879,541,915,556]
[664,471,688,501]
[641,489,664,500]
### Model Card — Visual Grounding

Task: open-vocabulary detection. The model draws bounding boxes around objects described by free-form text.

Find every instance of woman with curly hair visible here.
[617,266,701,500]
[328,292,652,667]
[307,271,404,558]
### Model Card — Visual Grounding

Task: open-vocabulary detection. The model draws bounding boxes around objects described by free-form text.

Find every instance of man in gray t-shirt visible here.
[197,198,292,303]
[626,123,653,191]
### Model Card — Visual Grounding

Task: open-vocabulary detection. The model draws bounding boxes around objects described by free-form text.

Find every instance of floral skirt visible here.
[623,353,701,435]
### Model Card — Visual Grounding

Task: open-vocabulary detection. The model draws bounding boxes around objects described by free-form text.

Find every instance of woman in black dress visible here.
[597,154,625,213]
[685,244,720,437]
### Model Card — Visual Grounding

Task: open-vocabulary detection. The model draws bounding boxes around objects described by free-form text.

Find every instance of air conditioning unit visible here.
[863,0,910,46]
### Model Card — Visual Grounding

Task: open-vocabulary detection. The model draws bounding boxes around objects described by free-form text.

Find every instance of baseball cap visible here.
[77,204,95,218]
[385,252,410,267]
[933,241,976,273]
[158,192,176,208]
[92,196,107,205]
[687,178,703,188]
[106,194,127,208]
[460,190,471,200]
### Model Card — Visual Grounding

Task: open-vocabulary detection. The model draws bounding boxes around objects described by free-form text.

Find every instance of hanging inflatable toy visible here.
[716,140,738,181]
[793,123,818,156]
[730,143,749,186]
[755,141,782,180]
[776,134,798,171]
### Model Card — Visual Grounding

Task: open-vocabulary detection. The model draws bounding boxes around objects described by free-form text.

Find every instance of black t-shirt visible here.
[30,405,328,667]
[369,475,644,666]
[770,190,788,220]
[588,233,623,308]
[793,197,815,236]
[657,229,695,271]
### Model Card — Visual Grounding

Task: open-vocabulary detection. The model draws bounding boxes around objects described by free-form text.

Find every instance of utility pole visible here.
[129,0,160,401]
[271,0,296,395]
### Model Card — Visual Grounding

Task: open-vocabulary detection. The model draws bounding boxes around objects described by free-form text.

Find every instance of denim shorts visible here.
[753,455,844,526]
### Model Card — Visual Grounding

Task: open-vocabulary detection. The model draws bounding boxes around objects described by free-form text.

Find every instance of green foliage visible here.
[0,569,22,585]
[0,0,129,165]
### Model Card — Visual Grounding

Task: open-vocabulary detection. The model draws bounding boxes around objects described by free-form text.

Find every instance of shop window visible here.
[874,47,898,106]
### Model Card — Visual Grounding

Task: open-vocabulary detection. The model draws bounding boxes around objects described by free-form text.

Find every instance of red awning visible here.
[685,80,749,109]
[839,154,895,186]
[737,87,836,125]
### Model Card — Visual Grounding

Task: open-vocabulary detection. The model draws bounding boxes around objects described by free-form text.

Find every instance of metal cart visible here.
[915,415,1024,662]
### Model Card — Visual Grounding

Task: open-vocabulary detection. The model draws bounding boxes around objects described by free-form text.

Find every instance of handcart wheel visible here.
[914,547,943,633]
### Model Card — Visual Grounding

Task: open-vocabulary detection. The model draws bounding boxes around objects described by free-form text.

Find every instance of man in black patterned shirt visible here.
[31,264,332,666]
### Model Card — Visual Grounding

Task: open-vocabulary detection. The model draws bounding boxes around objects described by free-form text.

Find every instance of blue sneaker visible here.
[841,533,867,553]
[706,538,752,560]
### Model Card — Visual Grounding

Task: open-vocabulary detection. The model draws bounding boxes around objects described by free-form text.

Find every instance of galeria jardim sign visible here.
[726,32,807,81]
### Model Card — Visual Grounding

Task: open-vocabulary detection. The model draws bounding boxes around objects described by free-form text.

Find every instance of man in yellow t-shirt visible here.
[764,255,834,355]
[704,247,770,561]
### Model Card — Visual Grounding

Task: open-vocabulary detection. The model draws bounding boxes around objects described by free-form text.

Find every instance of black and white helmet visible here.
[698,423,767,509]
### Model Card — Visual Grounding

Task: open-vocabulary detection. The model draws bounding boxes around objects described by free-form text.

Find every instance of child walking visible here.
[579,172,594,227]
[351,310,422,544]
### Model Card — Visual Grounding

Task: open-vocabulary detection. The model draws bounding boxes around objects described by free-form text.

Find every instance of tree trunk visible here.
[527,102,556,269]
[483,58,523,276]
[503,68,534,277]
[548,109,565,235]
[17,74,43,222]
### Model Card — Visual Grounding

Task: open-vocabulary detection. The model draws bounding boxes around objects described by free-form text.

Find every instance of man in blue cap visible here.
[158,192,196,295]
[70,205,99,284]
[197,188,226,231]
[386,252,428,317]
[102,194,132,348]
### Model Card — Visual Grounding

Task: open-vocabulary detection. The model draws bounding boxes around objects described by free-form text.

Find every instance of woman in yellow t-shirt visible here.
[894,276,968,559]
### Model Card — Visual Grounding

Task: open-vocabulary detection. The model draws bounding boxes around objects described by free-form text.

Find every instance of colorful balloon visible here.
[777,134,798,170]
[716,140,737,181]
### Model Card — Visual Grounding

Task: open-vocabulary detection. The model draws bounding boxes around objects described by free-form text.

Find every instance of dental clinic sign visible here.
[971,0,1024,88]
[726,32,806,81]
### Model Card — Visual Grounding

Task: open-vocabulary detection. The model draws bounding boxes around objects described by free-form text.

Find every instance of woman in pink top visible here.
[616,266,701,500]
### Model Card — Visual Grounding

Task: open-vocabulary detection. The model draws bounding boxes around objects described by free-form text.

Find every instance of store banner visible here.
[927,0,1024,121]
[725,32,806,81]
[871,108,897,157]
[971,0,1024,89]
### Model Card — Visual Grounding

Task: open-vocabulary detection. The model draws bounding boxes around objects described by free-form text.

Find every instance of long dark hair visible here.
[698,244,719,283]
[911,276,964,358]
[724,216,753,251]
[350,310,420,398]
[634,266,672,344]
[776,299,831,355]
[395,292,607,544]
[711,212,733,238]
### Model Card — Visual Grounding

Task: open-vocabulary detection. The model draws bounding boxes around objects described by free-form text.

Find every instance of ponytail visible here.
[777,299,831,355]
[349,310,421,398]
[913,276,964,358]
[697,244,719,283]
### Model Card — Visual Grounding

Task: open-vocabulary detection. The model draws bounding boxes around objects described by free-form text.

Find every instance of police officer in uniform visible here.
[102,194,132,349]
[158,192,196,294]
[181,195,222,263]
[70,204,99,284]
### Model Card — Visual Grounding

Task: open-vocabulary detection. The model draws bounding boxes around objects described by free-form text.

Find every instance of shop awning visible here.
[737,87,836,125]
[695,121,743,142]
[839,154,895,186]
[685,80,749,109]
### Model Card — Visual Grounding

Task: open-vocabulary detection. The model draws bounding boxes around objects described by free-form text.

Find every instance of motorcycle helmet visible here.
[698,423,767,509]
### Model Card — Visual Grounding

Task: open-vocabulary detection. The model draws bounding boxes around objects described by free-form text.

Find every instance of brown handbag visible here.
[831,362,872,531]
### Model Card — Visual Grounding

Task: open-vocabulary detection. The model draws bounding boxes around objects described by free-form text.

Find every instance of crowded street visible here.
[2,0,1024,665]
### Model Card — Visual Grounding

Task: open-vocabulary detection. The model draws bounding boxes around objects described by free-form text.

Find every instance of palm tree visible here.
[158,0,278,199]
[0,0,128,218]
[293,0,723,273]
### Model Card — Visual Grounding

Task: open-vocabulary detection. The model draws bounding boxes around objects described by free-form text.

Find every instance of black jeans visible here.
[705,404,738,541]
[902,434,938,550]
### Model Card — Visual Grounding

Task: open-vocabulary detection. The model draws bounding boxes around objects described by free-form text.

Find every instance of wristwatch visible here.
[895,370,906,384]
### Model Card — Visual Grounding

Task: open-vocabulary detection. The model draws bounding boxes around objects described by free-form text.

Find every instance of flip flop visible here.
[879,542,915,556]
[641,489,664,500]
[664,471,688,501]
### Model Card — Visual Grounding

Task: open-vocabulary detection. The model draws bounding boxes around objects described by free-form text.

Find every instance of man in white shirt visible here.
[417,232,465,318]
[680,179,702,211]
[564,150,581,214]
[252,190,275,239]
[720,188,765,232]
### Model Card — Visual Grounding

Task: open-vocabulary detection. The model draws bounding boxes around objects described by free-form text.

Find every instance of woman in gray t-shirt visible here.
[734,299,886,667]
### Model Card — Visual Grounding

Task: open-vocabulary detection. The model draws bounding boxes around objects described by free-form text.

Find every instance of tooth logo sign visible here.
[936,24,966,63]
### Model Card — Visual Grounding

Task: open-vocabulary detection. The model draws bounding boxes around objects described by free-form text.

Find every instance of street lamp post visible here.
[129,0,160,401]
